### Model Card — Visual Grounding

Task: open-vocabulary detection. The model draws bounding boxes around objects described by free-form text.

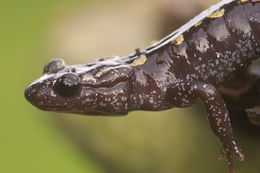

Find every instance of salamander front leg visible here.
[166,82,244,173]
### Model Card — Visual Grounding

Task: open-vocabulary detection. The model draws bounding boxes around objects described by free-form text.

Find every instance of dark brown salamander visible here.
[25,0,260,172]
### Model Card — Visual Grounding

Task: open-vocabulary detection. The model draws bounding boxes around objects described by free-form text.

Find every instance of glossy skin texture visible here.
[25,0,260,172]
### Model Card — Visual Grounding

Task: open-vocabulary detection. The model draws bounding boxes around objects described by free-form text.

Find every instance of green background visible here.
[0,0,103,173]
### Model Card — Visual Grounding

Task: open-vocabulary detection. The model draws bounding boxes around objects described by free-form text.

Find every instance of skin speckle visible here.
[216,53,220,58]
[50,91,56,97]
[193,29,210,53]
[156,57,165,64]
[65,68,70,72]
[208,9,225,19]
[172,34,184,45]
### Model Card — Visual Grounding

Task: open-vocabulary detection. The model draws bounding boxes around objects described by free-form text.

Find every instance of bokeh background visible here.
[1,0,259,173]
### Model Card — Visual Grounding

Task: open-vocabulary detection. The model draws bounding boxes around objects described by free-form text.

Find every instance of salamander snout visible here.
[24,83,42,108]
[24,72,82,111]
[24,82,54,109]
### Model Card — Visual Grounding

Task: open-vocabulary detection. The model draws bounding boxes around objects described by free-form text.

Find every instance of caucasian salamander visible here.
[25,0,260,172]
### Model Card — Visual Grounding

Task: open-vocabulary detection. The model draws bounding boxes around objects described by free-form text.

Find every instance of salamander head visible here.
[25,58,134,115]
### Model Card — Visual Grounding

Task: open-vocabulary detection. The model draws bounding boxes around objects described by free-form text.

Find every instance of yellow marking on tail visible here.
[130,55,147,66]
[208,9,225,19]
[172,34,184,45]
[195,21,202,27]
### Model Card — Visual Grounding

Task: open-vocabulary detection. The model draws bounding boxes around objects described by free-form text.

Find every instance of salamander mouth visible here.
[35,105,66,111]
[36,105,123,115]
[35,105,87,113]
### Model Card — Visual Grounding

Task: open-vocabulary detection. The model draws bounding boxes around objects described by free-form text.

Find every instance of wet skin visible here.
[25,0,260,172]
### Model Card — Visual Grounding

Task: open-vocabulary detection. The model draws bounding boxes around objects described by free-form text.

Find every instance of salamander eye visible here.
[54,73,80,97]
[44,59,65,74]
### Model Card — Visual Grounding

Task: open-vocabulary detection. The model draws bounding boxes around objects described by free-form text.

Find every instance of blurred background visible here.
[1,0,259,173]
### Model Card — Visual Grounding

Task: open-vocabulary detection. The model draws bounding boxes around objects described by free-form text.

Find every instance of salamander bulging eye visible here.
[44,59,65,74]
[54,73,80,97]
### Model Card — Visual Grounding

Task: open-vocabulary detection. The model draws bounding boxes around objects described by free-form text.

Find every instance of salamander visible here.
[24,0,260,172]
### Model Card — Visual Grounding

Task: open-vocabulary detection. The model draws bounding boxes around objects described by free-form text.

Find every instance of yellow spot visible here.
[195,21,202,27]
[130,55,147,66]
[83,75,96,82]
[95,68,107,77]
[216,53,220,58]
[208,9,225,19]
[240,0,248,2]
[172,34,184,45]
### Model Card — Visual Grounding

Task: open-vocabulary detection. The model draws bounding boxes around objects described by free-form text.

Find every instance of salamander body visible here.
[25,0,260,172]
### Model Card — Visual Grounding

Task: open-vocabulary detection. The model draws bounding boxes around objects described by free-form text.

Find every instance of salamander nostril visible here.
[44,58,66,74]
